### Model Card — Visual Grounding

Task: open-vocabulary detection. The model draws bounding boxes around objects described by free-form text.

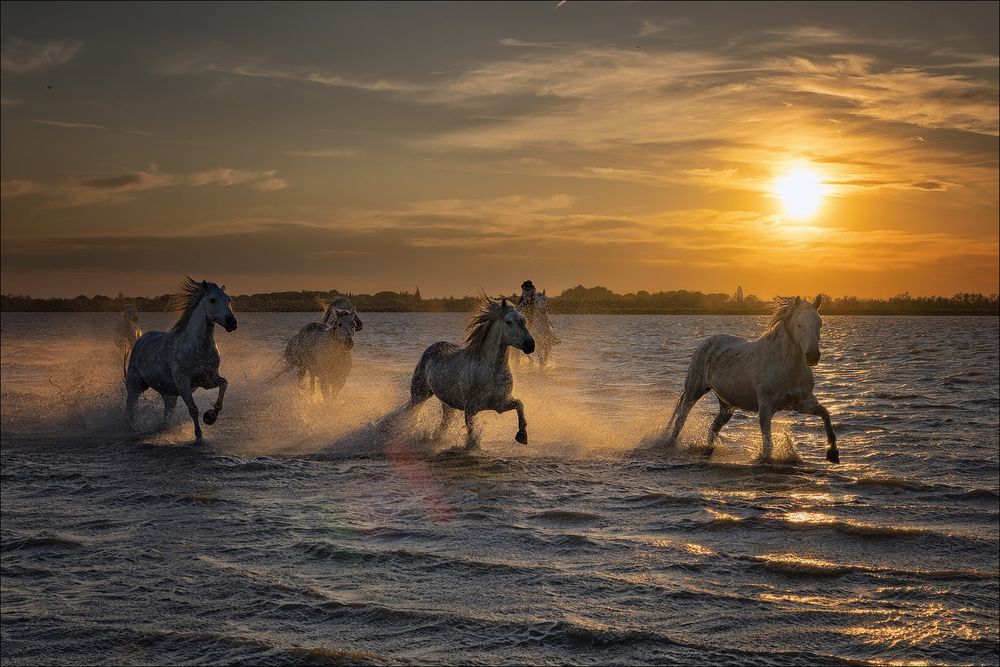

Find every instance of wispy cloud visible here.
[205,63,419,93]
[2,165,288,208]
[284,147,358,158]
[1,38,82,72]
[33,118,109,130]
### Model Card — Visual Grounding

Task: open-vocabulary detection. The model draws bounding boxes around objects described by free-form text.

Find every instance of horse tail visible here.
[663,389,687,434]
[264,361,295,384]
[122,346,129,382]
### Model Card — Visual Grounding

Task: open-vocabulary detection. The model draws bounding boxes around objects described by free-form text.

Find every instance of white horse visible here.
[517,289,560,368]
[408,296,535,449]
[282,307,356,400]
[662,295,838,464]
[114,303,142,377]
[125,278,238,443]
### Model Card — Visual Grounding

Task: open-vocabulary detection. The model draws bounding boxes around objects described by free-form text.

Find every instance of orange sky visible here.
[1,2,998,298]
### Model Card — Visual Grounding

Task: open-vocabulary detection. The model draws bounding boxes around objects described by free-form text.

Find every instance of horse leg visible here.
[202,374,228,425]
[705,399,734,451]
[756,403,775,464]
[497,398,528,444]
[326,372,347,403]
[125,376,145,432]
[464,409,480,450]
[176,379,203,443]
[433,403,458,441]
[797,394,839,463]
[160,393,177,430]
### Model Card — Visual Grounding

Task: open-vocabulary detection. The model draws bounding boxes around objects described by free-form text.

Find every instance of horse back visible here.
[689,334,761,410]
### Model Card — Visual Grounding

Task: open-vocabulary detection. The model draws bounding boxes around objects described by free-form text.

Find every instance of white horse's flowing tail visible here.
[663,390,687,439]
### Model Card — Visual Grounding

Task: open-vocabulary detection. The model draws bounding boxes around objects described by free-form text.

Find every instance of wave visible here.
[1,533,85,553]
[748,553,999,581]
[530,509,603,522]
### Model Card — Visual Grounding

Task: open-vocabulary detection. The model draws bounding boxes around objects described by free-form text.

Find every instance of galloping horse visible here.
[409,296,535,449]
[662,295,838,464]
[517,289,560,368]
[114,303,142,377]
[125,278,237,443]
[283,307,356,401]
[321,295,363,332]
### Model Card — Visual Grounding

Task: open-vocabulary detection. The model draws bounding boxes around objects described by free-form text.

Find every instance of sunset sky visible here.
[2,1,998,298]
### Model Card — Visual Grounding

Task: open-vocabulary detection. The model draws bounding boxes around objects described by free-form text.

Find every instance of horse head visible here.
[786,295,823,365]
[534,290,548,311]
[328,308,356,350]
[202,281,238,332]
[501,298,535,354]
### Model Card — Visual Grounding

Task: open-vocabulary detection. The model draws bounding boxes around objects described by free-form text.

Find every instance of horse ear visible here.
[813,294,823,311]
[221,284,226,291]
[501,297,508,310]
[794,296,801,307]
[202,280,208,290]
[542,289,546,295]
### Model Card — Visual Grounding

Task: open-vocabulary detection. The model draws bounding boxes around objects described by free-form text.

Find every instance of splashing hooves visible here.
[203,409,218,425]
[515,429,528,445]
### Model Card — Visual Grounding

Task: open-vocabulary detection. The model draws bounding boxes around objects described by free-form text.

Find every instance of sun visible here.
[772,168,828,219]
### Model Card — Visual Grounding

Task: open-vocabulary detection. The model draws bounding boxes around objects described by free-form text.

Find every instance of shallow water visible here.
[2,312,998,665]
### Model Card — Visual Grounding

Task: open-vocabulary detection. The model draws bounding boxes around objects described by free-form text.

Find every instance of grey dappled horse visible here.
[409,296,535,449]
[283,307,356,401]
[125,278,237,443]
[321,295,363,332]
[662,295,838,464]
[517,289,560,368]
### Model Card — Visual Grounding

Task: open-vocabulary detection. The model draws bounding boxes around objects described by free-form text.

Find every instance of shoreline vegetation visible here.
[2,285,998,316]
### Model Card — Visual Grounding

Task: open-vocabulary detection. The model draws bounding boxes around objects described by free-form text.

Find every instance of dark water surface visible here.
[2,313,998,665]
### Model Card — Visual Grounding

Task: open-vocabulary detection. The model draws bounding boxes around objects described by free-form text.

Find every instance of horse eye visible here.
[210,298,217,304]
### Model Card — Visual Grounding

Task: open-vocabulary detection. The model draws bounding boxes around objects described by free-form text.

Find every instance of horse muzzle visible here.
[224,317,238,332]
[806,350,820,366]
[522,338,535,354]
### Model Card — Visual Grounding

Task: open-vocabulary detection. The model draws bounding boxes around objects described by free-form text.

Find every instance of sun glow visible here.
[773,167,828,219]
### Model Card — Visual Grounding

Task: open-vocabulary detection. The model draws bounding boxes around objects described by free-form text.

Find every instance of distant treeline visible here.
[2,286,998,315]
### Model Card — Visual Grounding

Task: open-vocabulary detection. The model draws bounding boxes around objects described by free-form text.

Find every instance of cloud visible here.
[1,166,287,208]
[284,147,358,158]
[33,118,109,130]
[637,18,690,38]
[1,38,82,72]
[205,63,420,93]
[0,180,39,198]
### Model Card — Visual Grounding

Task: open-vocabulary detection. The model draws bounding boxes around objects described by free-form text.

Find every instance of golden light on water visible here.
[772,166,829,220]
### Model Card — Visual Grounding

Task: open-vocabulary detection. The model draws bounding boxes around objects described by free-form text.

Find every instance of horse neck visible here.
[473,319,509,372]
[178,301,215,348]
[764,319,801,361]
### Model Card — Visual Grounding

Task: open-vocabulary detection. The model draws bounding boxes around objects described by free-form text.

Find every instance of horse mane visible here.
[169,277,212,332]
[766,296,801,333]
[464,294,507,357]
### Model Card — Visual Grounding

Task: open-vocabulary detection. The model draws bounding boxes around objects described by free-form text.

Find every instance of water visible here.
[2,312,998,665]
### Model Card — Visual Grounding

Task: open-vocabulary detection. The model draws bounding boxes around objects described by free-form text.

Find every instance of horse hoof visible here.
[203,409,218,425]
[826,449,840,464]
[515,430,528,445]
